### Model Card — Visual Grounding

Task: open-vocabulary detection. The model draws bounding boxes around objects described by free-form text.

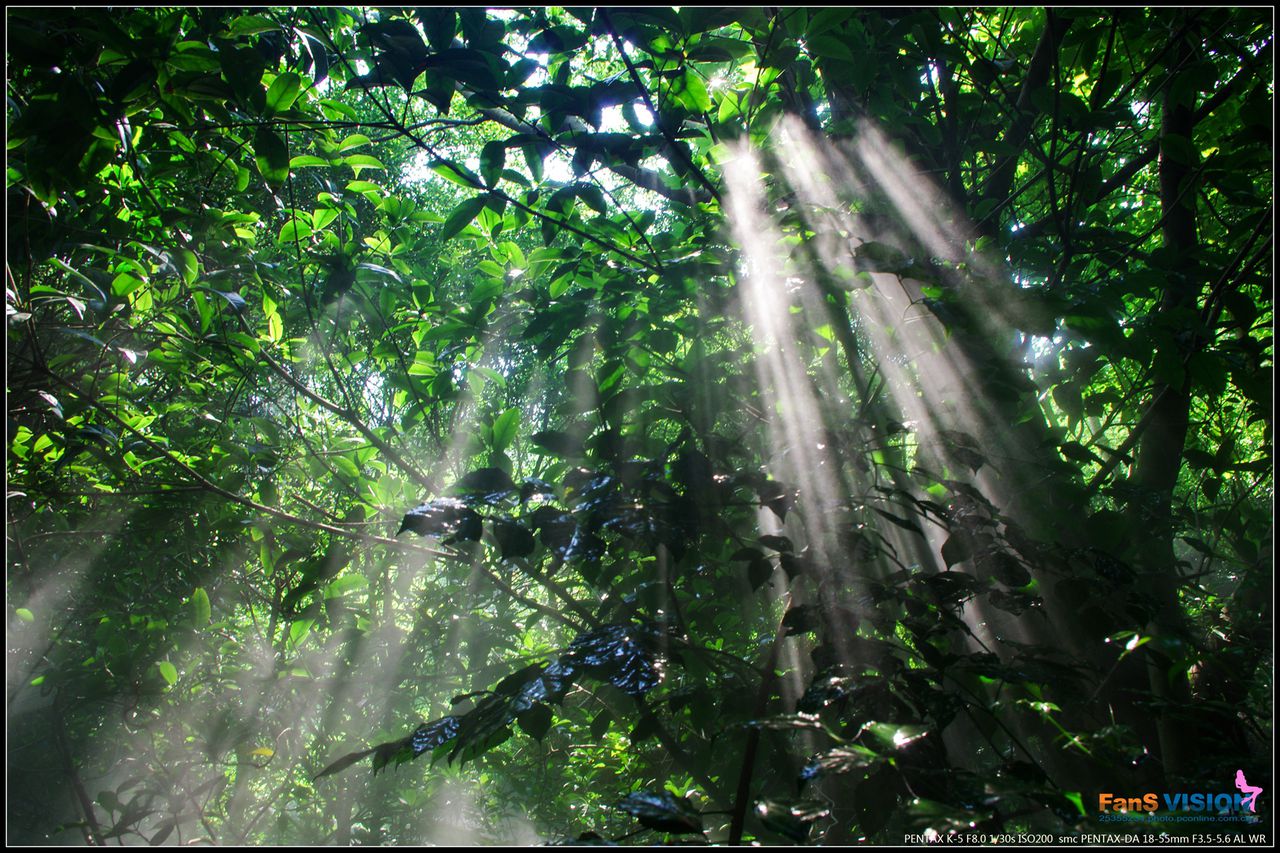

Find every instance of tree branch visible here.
[602,10,723,205]
[979,11,1073,209]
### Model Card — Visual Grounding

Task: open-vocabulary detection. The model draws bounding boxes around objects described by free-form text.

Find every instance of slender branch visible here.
[479,564,587,633]
[255,345,437,493]
[32,364,452,558]
[1010,36,1269,242]
[978,11,1072,208]
[602,10,723,205]
[508,557,600,629]
[468,101,709,207]
[306,10,663,272]
[54,692,105,846]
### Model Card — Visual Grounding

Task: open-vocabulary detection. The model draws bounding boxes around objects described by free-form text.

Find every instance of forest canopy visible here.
[6,6,1273,845]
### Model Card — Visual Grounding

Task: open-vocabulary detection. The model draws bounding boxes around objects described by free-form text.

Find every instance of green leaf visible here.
[522,142,544,182]
[278,217,313,244]
[175,249,198,286]
[430,160,482,188]
[1052,382,1083,421]
[265,72,302,115]
[253,127,290,188]
[111,272,145,297]
[325,574,368,597]
[439,196,488,241]
[576,184,607,215]
[343,153,385,171]
[313,207,339,230]
[339,134,371,152]
[157,661,178,686]
[480,140,506,187]
[678,68,712,113]
[189,587,211,626]
[491,407,520,451]
[288,618,315,648]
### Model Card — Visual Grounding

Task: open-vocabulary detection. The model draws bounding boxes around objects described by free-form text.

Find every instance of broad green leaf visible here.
[157,661,178,686]
[430,160,482,188]
[439,196,488,241]
[265,71,302,115]
[189,587,211,625]
[325,574,368,597]
[343,153,385,171]
[175,249,198,285]
[678,68,712,113]
[312,207,339,230]
[288,618,315,648]
[522,142,544,182]
[491,408,520,452]
[278,217,313,244]
[253,127,290,188]
[111,272,145,297]
[339,134,371,152]
[480,140,506,187]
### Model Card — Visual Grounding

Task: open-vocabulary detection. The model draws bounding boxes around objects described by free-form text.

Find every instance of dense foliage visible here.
[7,7,1272,845]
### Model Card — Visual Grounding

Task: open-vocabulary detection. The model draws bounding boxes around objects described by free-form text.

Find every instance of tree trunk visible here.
[1126,16,1200,783]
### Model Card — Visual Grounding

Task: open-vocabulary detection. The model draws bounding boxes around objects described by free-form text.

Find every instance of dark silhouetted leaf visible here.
[871,507,925,536]
[398,498,481,539]
[520,478,557,502]
[988,552,1032,587]
[748,557,774,590]
[411,716,460,755]
[253,127,290,188]
[744,712,825,731]
[315,746,378,780]
[440,195,487,240]
[616,790,703,835]
[492,518,536,558]
[782,605,820,636]
[629,712,660,743]
[799,746,882,786]
[779,551,813,579]
[480,139,506,187]
[531,430,580,455]
[940,530,974,567]
[755,799,831,843]
[452,467,517,501]
[987,588,1042,615]
[517,703,554,741]
[565,622,664,695]
[759,534,794,552]
[921,571,980,605]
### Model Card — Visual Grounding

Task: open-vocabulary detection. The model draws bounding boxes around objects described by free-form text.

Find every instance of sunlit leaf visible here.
[157,661,178,686]
[265,71,302,115]
[189,587,211,626]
